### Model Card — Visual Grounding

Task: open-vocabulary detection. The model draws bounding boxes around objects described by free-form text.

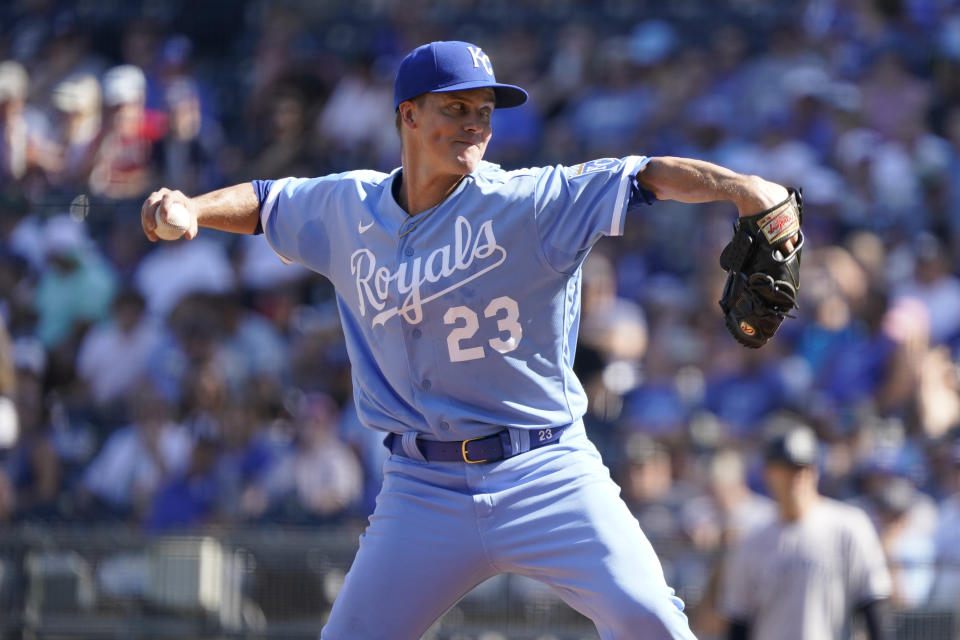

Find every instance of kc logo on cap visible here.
[394,40,528,110]
[467,45,494,75]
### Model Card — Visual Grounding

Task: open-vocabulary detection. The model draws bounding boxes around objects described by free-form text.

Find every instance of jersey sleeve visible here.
[534,155,653,273]
[846,508,893,605]
[254,176,338,275]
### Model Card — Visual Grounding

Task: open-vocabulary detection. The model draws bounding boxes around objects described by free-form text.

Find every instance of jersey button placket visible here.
[396,239,423,399]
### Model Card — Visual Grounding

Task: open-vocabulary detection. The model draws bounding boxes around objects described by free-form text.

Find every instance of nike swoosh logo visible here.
[358,220,374,234]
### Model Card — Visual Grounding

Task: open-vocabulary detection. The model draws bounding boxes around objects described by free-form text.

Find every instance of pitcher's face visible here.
[403,88,495,175]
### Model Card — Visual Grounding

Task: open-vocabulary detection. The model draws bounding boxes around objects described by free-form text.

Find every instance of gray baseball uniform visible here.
[722,497,891,640]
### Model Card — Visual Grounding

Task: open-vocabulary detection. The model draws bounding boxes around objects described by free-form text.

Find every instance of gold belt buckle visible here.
[461,437,493,464]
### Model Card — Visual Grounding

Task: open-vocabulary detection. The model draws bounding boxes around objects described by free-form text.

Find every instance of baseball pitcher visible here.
[142,41,802,640]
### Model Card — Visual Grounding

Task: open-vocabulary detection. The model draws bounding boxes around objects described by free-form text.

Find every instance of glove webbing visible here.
[719,223,754,272]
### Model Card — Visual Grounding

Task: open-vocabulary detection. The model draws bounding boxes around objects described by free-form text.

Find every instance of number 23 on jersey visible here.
[443,295,522,362]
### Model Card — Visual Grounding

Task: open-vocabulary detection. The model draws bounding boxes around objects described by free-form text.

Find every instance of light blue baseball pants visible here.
[321,421,697,640]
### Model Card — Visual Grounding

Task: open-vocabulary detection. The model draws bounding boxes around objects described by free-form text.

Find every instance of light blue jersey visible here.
[252,156,697,640]
[255,156,650,440]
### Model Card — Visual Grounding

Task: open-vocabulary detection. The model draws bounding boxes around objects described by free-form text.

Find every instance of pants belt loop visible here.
[507,427,531,456]
[400,431,427,462]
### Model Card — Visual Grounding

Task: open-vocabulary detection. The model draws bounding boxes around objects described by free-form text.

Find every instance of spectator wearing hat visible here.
[0,60,59,185]
[721,423,892,640]
[88,64,164,200]
[49,73,102,189]
[33,215,116,350]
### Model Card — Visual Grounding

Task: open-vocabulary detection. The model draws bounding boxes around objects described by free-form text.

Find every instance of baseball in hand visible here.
[155,202,191,240]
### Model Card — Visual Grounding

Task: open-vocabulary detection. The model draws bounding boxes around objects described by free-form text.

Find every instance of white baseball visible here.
[154,202,191,241]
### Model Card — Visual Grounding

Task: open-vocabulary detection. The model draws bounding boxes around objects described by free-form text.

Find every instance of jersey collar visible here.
[380,167,474,237]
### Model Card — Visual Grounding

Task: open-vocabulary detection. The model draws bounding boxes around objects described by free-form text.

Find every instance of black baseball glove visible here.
[718,188,803,348]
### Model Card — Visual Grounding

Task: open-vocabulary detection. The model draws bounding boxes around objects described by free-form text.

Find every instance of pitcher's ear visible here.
[398,101,417,129]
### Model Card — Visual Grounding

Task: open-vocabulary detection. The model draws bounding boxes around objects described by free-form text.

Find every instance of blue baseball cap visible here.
[394,41,528,111]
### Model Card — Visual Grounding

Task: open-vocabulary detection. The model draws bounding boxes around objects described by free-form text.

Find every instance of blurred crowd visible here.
[3,0,960,624]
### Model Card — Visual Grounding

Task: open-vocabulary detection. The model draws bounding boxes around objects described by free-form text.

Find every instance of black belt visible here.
[385,426,566,464]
